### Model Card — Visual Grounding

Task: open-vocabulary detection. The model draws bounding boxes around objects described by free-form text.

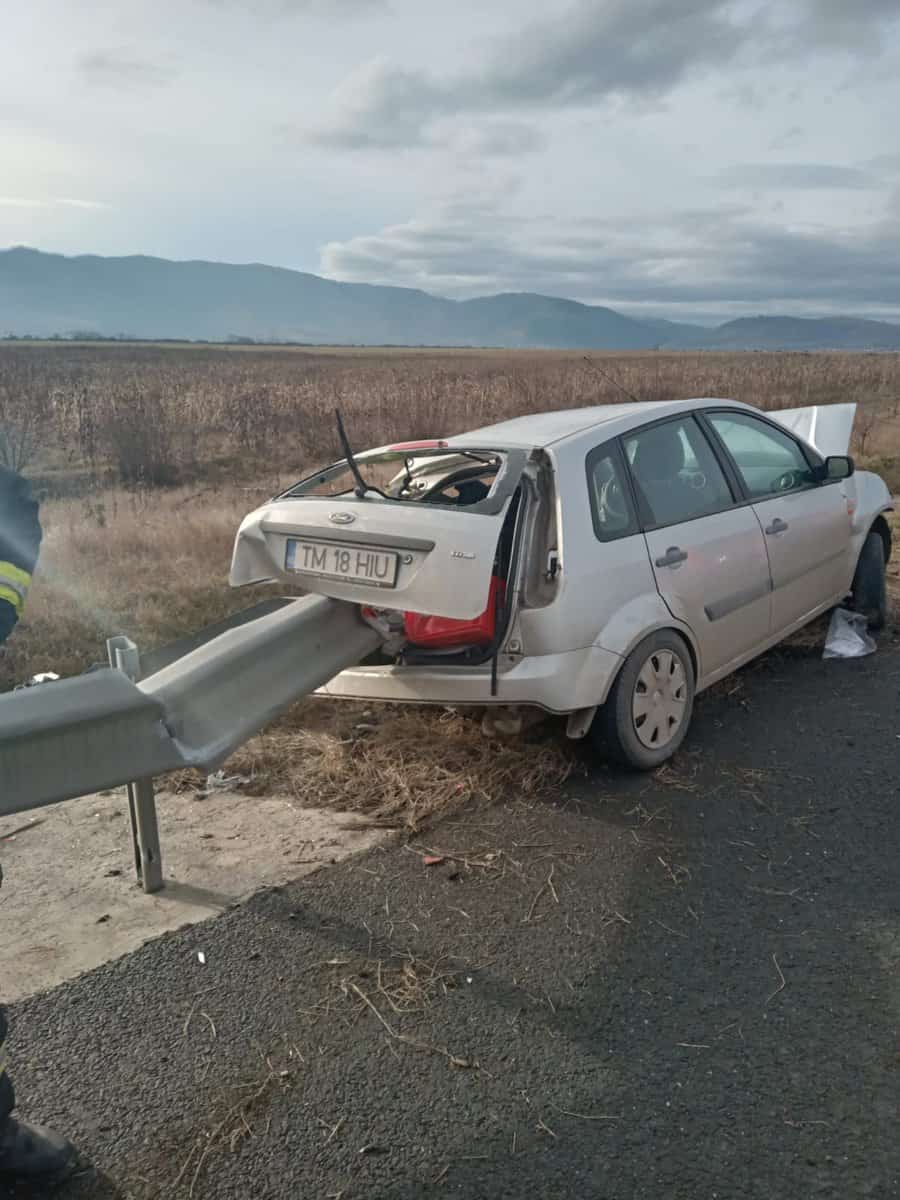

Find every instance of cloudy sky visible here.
[3,0,900,322]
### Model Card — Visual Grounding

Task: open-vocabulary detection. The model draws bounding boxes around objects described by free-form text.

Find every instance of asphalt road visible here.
[4,634,899,1200]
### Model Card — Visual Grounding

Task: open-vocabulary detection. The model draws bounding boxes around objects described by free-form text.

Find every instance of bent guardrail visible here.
[0,596,380,890]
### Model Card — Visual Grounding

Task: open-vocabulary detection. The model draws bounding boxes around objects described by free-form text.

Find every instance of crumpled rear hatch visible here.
[230,442,529,620]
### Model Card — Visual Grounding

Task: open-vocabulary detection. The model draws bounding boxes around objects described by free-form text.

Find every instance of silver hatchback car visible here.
[231,398,892,768]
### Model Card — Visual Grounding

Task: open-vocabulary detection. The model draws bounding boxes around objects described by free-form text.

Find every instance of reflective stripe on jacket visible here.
[0,560,30,616]
[0,466,41,631]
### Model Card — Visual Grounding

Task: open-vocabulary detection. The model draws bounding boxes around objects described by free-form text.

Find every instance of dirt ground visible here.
[0,787,386,1002]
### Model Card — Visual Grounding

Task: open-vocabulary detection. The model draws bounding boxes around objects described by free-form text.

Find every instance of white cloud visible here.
[717,163,878,190]
[0,196,112,210]
[78,49,176,89]
[306,0,900,151]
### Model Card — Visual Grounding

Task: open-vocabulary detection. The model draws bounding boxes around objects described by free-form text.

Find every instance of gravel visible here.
[3,637,899,1200]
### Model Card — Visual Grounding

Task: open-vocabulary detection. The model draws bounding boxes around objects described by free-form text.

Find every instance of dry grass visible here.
[0,483,277,687]
[223,708,577,832]
[166,701,577,832]
[4,342,900,492]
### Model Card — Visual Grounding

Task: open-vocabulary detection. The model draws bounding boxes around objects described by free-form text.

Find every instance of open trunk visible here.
[230,443,532,623]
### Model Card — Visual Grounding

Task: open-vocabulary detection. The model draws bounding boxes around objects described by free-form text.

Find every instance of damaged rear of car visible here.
[230,438,560,700]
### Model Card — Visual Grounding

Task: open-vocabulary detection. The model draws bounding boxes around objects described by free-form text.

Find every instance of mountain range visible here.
[3,247,900,351]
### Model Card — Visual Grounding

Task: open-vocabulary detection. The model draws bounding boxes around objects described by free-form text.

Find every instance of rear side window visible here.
[586,442,638,541]
[707,412,816,499]
[623,416,734,528]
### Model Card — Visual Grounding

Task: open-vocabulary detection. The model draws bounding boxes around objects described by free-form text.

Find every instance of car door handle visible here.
[765,518,789,536]
[655,546,688,568]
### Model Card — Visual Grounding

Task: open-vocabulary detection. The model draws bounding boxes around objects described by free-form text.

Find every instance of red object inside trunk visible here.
[404,577,505,648]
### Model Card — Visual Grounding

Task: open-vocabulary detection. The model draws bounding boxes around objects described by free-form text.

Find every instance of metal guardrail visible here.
[107,635,164,894]
[0,596,380,890]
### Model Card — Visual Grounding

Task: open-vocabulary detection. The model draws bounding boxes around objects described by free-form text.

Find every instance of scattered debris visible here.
[348,981,476,1069]
[766,952,787,1004]
[0,818,43,841]
[548,1102,621,1122]
[481,706,546,738]
[172,1059,292,1196]
[95,914,111,924]
[14,672,60,691]
[196,770,251,797]
[422,854,446,867]
[197,951,207,965]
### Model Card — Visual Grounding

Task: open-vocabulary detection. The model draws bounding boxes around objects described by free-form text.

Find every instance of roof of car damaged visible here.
[450,398,742,449]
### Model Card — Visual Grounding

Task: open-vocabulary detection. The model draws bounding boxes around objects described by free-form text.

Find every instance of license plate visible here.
[285,539,399,588]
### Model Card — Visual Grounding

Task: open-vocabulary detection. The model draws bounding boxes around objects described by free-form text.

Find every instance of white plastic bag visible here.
[822,607,876,660]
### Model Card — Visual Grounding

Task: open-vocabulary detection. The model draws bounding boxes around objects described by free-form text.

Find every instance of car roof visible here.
[451,398,750,450]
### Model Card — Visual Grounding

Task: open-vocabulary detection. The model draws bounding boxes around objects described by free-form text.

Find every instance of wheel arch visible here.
[599,619,700,706]
[870,513,892,565]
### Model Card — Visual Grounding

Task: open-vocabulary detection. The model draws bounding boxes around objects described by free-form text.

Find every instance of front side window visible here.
[708,413,816,499]
[623,417,734,528]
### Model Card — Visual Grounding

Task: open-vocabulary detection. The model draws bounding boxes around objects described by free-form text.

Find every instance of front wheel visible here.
[851,530,887,632]
[590,630,695,770]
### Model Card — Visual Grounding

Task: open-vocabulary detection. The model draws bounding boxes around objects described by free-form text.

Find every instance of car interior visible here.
[625,420,733,527]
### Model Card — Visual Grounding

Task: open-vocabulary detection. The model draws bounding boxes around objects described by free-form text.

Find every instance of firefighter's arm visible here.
[0,596,17,644]
[0,474,42,632]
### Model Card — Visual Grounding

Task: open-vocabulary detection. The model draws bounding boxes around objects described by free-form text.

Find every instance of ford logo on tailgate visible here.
[329,512,356,525]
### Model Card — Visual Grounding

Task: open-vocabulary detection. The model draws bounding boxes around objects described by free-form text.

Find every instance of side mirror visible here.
[817,455,855,482]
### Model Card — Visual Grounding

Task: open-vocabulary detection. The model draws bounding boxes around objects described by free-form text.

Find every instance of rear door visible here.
[622,414,772,679]
[704,411,853,630]
[230,447,528,620]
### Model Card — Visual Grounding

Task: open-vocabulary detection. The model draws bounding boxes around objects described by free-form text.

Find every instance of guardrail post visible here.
[106,636,164,894]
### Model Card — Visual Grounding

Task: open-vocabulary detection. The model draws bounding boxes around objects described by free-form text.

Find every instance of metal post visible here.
[106,636,164,894]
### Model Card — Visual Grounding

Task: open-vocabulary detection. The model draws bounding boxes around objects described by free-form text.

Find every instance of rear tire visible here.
[851,530,887,632]
[590,630,695,770]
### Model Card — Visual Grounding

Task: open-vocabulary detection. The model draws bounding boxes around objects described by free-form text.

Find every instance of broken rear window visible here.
[280,446,527,515]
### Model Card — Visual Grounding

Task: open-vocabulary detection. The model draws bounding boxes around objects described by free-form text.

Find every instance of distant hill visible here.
[2,247,900,351]
[673,315,900,352]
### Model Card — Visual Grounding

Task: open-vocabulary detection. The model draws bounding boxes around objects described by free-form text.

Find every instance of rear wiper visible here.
[334,409,389,500]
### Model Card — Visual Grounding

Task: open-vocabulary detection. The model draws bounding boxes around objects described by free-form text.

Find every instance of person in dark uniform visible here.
[0,464,75,1178]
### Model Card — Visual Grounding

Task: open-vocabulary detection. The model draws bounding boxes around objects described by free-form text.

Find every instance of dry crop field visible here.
[2,342,898,826]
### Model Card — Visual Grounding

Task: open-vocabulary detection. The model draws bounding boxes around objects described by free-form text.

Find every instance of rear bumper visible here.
[317,645,623,713]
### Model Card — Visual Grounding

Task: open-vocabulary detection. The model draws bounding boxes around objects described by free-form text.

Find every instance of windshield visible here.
[281,445,508,509]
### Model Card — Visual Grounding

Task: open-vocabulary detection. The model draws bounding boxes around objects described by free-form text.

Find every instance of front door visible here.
[623,415,772,681]
[705,411,853,631]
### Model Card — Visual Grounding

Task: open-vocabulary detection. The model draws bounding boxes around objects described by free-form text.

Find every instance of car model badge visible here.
[329,512,356,525]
